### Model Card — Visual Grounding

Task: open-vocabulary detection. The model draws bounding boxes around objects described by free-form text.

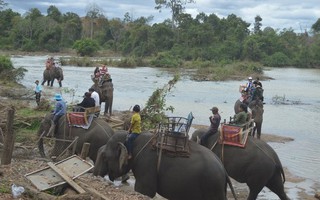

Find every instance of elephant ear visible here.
[118,142,128,171]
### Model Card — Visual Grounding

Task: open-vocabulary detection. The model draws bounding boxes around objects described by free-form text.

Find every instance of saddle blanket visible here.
[67,112,94,129]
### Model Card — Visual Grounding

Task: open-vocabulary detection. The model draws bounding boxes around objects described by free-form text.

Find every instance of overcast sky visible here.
[5,0,320,33]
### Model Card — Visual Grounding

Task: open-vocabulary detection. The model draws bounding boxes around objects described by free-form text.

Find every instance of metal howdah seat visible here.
[156,112,194,153]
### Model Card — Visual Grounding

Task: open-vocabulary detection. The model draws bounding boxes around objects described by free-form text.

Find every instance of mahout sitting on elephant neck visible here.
[37,113,114,163]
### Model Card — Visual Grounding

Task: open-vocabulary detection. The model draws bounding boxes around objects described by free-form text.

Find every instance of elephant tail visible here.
[277,163,286,184]
[226,173,238,200]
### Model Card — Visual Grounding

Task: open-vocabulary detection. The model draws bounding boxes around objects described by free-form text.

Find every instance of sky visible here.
[5,0,320,33]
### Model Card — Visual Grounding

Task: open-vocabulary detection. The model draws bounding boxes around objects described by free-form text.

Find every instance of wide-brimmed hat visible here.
[248,76,253,80]
[54,93,62,101]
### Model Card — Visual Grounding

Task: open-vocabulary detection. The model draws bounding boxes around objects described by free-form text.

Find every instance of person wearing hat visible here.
[34,80,42,106]
[200,106,221,146]
[125,104,141,159]
[51,94,67,135]
[74,92,95,112]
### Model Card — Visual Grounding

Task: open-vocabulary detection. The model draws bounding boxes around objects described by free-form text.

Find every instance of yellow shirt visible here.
[130,112,141,134]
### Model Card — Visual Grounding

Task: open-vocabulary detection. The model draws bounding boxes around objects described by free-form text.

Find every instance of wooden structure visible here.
[67,106,100,126]
[154,112,194,155]
[219,119,254,147]
[25,155,93,192]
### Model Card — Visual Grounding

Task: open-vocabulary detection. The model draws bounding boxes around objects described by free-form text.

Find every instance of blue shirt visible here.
[35,84,42,93]
[53,100,67,116]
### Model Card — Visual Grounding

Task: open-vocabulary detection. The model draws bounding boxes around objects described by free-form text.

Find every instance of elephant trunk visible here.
[47,120,55,137]
[37,128,47,157]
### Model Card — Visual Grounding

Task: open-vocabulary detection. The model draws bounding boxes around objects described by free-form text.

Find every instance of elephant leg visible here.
[41,80,46,86]
[50,79,54,87]
[252,126,257,138]
[59,80,62,87]
[255,122,262,139]
[46,80,50,86]
[266,173,289,200]
[247,185,263,200]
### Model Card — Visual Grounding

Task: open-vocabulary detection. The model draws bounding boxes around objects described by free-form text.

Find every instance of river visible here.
[11,55,320,199]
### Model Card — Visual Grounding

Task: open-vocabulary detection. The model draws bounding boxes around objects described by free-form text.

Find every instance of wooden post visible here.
[80,143,90,160]
[1,107,15,165]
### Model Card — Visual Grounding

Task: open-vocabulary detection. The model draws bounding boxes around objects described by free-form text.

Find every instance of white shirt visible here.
[91,91,100,106]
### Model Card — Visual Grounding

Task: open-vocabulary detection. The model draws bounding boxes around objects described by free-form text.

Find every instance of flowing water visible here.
[11,55,320,199]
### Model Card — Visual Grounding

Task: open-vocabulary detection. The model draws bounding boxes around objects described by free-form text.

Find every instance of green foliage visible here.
[150,52,182,68]
[141,75,179,130]
[0,55,13,72]
[262,52,291,67]
[72,39,100,56]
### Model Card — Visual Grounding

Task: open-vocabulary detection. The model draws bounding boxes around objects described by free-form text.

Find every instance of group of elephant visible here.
[41,61,114,116]
[37,96,290,200]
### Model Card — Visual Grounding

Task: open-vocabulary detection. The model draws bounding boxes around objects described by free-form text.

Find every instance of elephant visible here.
[93,131,237,200]
[191,129,289,200]
[41,66,64,87]
[91,81,113,116]
[37,113,114,163]
[235,99,264,139]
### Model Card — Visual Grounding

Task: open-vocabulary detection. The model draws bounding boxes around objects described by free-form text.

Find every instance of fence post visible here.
[80,143,90,160]
[1,106,15,165]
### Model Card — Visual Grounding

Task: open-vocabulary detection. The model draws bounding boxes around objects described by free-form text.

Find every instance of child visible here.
[125,105,141,159]
[34,80,42,106]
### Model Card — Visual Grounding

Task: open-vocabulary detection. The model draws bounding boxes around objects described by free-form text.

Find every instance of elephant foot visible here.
[121,174,130,183]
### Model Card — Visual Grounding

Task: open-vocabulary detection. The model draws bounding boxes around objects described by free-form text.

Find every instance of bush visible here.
[150,52,182,68]
[72,39,100,57]
[0,55,13,73]
[263,52,291,67]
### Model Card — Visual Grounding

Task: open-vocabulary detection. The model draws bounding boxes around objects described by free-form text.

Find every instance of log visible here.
[1,107,15,165]
[80,143,90,160]
[77,180,111,200]
[315,192,320,199]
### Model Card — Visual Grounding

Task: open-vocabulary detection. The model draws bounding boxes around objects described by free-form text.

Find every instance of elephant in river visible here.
[235,99,263,139]
[42,67,64,87]
[93,131,237,200]
[191,129,289,200]
[37,113,114,163]
[91,81,113,116]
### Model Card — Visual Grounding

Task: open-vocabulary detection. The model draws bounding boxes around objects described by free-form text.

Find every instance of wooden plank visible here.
[47,162,86,194]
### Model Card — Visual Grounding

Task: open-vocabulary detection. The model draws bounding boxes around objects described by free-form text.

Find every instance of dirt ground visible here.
[0,130,319,200]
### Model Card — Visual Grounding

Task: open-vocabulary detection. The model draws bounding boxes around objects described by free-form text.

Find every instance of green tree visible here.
[47,5,62,23]
[253,15,262,34]
[61,12,82,47]
[155,0,195,28]
[72,38,99,56]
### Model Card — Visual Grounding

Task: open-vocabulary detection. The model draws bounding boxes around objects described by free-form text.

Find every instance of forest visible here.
[1,0,320,68]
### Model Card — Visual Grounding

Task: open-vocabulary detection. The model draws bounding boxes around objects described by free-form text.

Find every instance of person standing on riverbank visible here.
[34,80,42,106]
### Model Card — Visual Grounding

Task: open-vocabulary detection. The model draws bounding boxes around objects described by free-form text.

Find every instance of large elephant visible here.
[42,67,64,87]
[91,81,113,116]
[235,99,263,139]
[191,129,289,200]
[37,113,114,163]
[93,131,236,200]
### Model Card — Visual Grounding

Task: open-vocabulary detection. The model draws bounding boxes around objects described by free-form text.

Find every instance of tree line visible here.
[1,1,320,68]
